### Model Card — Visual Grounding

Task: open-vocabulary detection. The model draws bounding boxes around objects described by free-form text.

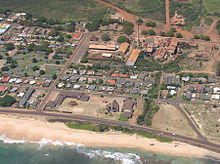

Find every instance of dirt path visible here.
[205,19,219,35]
[165,0,170,26]
[94,0,136,27]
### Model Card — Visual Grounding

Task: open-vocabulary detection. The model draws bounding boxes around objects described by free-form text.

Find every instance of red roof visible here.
[119,74,130,78]
[0,86,6,92]
[1,76,10,83]
[107,80,116,85]
[36,81,43,86]
[72,33,82,39]
[111,74,119,77]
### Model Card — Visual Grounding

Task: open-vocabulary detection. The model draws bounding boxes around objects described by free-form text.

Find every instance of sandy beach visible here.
[0,114,219,159]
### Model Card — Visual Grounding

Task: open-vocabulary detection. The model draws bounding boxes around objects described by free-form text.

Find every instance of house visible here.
[0,86,6,92]
[119,74,130,78]
[58,83,65,88]
[18,87,35,107]
[131,89,138,95]
[106,87,114,92]
[185,93,192,100]
[107,99,119,112]
[66,83,72,88]
[138,73,148,80]
[98,86,106,92]
[116,79,126,85]
[121,98,134,119]
[73,84,81,90]
[200,94,211,101]
[170,90,176,96]
[134,82,141,88]
[79,77,87,82]
[10,87,18,93]
[107,80,116,85]
[130,75,138,80]
[163,76,180,85]
[141,90,148,97]
[88,85,96,91]
[188,86,197,92]
[125,82,134,88]
[182,76,190,82]
[126,49,141,67]
[161,90,169,99]
[212,95,220,100]
[111,73,119,77]
[213,87,220,94]
[90,35,98,41]
[208,77,218,84]
[197,85,205,93]
[1,76,10,83]
[167,86,176,90]
[70,76,79,82]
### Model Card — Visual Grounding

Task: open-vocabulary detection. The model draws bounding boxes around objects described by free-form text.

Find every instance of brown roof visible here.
[117,42,129,54]
[121,98,134,112]
[127,49,141,62]
[123,110,132,118]
[112,99,119,112]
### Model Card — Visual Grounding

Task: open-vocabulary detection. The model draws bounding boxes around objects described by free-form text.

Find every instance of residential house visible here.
[107,99,120,112]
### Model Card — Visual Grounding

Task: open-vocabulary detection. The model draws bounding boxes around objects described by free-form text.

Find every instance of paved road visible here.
[0,109,219,154]
[37,34,91,111]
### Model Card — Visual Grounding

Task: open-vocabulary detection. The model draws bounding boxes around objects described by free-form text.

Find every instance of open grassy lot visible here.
[204,0,220,15]
[104,0,165,21]
[182,104,220,144]
[152,104,198,138]
[0,0,107,21]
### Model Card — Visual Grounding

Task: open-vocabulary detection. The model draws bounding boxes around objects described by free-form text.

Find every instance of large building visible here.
[89,45,116,51]
[117,42,130,55]
[126,49,141,67]
[0,24,10,35]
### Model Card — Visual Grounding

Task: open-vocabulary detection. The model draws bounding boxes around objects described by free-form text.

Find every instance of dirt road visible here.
[166,0,170,26]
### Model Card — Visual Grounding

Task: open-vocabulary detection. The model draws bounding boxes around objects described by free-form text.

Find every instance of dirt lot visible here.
[58,95,124,120]
[0,59,6,69]
[182,104,220,144]
[152,104,198,138]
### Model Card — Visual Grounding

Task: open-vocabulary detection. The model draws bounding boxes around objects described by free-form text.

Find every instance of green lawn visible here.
[0,0,107,21]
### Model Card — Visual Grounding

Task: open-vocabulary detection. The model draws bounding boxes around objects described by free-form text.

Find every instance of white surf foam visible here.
[76,148,142,164]
[0,133,25,144]
[0,133,142,163]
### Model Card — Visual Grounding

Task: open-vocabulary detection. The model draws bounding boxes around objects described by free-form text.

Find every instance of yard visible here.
[0,0,107,21]
[58,95,125,120]
[182,104,220,144]
[152,104,198,138]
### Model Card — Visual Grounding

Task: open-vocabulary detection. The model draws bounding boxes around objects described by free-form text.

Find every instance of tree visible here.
[1,66,9,71]
[141,30,148,35]
[122,21,134,36]
[148,29,156,35]
[40,70,45,75]
[101,33,111,41]
[117,36,129,43]
[32,58,37,63]
[171,27,177,32]
[32,65,39,71]
[194,35,200,39]
[160,31,166,36]
[0,95,16,107]
[4,43,14,51]
[137,18,143,25]
[166,31,174,37]
[146,21,156,27]
[57,36,64,42]
[200,35,210,41]
[176,33,183,38]
[55,60,60,64]
[52,73,57,80]
[48,29,59,36]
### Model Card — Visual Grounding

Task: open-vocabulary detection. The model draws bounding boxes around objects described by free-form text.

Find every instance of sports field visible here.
[0,0,107,21]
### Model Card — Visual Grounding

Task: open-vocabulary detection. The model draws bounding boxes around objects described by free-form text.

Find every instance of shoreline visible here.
[0,114,220,160]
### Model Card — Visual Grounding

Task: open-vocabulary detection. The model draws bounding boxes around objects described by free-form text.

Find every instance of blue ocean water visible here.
[0,135,218,164]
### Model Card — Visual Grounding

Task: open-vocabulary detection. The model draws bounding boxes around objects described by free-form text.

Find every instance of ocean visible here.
[0,134,219,164]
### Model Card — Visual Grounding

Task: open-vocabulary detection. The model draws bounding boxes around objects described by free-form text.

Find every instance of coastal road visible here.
[0,109,220,154]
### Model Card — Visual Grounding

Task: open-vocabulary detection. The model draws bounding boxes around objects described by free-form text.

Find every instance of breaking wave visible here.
[0,133,142,163]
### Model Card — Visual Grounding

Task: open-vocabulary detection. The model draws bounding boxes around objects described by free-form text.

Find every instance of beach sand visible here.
[0,114,219,159]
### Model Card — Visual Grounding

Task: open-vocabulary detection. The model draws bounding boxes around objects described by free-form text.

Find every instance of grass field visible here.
[152,104,198,138]
[0,0,107,21]
[204,0,220,15]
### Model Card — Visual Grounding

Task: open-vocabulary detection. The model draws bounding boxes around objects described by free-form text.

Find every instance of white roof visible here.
[30,80,36,85]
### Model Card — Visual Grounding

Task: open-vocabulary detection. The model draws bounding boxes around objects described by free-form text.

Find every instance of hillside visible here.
[0,0,107,21]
